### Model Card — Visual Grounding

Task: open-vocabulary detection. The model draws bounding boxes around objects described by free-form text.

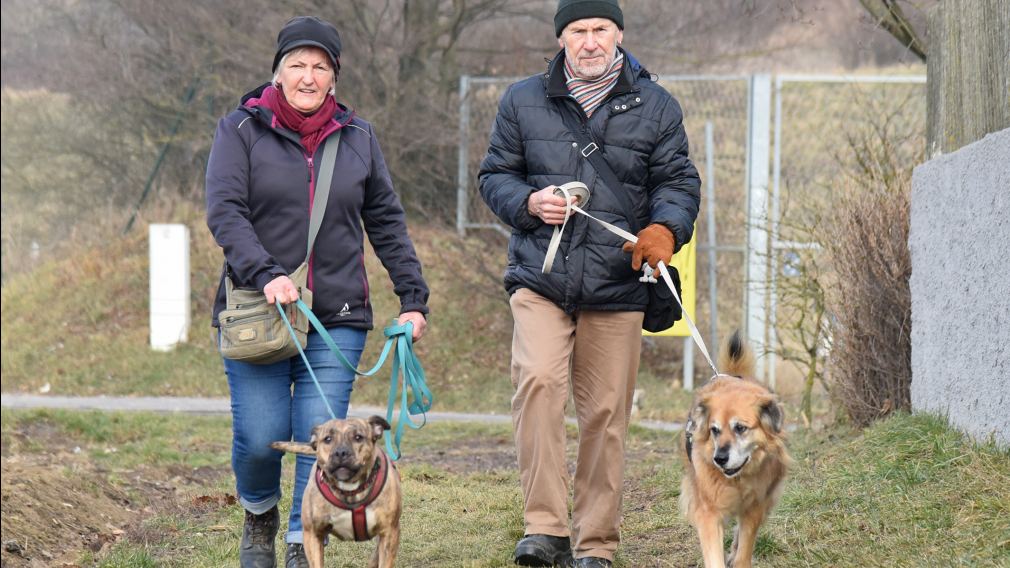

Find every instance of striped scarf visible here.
[564,52,624,117]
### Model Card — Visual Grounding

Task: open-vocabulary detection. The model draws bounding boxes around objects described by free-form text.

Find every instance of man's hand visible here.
[397,311,427,341]
[528,185,577,225]
[622,224,676,270]
[264,275,299,305]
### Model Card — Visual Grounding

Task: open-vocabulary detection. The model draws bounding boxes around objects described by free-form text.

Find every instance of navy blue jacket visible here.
[206,84,429,329]
[478,50,700,312]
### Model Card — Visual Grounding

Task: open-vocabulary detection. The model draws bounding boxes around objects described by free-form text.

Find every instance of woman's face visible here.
[276,47,334,114]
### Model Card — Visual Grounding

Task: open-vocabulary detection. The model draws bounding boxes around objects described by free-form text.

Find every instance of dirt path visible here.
[1,394,683,431]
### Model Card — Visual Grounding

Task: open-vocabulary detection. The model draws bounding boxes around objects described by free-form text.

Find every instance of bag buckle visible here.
[581,142,598,157]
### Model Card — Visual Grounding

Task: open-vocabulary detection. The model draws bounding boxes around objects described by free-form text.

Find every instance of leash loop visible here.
[277,300,432,460]
[542,182,585,274]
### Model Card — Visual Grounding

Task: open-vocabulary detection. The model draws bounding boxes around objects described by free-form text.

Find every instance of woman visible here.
[205,16,429,568]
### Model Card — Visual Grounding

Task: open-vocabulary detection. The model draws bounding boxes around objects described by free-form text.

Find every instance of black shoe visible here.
[240,506,279,568]
[514,534,573,567]
[572,558,611,568]
[284,542,309,568]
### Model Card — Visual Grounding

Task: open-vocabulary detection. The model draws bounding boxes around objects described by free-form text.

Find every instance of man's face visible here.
[558,17,623,80]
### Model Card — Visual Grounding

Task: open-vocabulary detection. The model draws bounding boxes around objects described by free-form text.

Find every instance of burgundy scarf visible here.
[257,85,338,157]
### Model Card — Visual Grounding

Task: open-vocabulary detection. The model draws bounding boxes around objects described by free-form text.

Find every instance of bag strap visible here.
[305,129,341,262]
[553,100,642,233]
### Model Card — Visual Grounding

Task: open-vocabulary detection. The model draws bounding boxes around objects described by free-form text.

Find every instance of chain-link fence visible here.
[768,75,927,387]
[772,75,927,239]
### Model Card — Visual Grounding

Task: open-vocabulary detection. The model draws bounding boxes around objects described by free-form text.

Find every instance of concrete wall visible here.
[909,127,1010,447]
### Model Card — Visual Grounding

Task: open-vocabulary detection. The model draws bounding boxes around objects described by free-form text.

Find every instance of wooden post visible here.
[927,0,1010,156]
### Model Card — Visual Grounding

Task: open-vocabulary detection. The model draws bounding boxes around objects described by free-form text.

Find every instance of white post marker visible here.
[149,224,190,351]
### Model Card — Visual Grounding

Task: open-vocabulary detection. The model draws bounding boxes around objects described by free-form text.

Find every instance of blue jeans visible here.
[223,326,366,544]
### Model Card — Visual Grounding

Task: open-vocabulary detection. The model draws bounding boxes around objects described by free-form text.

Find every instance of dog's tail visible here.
[269,441,315,455]
[718,330,756,378]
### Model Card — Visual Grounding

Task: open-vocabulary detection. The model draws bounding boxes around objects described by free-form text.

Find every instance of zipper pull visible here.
[306,156,314,182]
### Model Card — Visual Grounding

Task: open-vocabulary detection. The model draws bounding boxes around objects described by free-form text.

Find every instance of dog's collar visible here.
[315,450,391,541]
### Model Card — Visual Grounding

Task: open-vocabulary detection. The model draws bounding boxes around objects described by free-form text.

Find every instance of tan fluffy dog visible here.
[271,416,401,568]
[680,332,790,568]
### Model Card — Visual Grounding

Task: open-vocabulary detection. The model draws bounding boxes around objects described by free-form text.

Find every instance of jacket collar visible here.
[544,47,642,99]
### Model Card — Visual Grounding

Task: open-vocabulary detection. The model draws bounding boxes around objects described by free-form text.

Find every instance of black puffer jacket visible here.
[478,49,701,313]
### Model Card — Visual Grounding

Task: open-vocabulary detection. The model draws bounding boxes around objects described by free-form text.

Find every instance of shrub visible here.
[823,130,916,426]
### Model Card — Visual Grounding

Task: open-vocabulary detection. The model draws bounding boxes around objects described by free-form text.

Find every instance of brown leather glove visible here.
[622,224,675,270]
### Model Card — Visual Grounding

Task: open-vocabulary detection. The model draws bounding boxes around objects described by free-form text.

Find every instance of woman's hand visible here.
[264,275,300,305]
[397,311,427,342]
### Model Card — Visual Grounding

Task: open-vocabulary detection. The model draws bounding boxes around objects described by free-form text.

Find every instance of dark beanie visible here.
[554,0,624,36]
[272,16,342,72]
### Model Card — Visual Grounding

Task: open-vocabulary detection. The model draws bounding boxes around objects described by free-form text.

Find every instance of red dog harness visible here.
[315,451,392,541]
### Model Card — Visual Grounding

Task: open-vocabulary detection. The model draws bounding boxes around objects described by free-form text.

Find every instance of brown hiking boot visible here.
[239,505,279,568]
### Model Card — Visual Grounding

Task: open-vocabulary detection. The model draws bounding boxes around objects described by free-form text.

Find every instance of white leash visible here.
[654,262,720,376]
[541,181,721,376]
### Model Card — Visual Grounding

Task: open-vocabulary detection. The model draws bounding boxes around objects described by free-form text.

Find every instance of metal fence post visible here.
[456,75,471,236]
[745,74,772,380]
[768,75,784,389]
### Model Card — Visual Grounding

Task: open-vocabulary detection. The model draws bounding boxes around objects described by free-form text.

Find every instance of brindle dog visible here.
[271,416,401,568]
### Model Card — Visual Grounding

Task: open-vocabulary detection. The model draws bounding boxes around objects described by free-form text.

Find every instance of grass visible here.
[770,414,1010,567]
[3,409,1007,567]
[0,408,230,470]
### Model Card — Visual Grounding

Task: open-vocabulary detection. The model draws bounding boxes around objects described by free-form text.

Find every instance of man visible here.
[478,1,700,566]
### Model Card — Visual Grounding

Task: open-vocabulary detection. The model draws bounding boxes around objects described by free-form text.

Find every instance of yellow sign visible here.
[643,231,696,337]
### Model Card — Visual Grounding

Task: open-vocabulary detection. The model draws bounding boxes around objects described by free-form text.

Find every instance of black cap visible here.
[554,0,624,37]
[272,16,342,72]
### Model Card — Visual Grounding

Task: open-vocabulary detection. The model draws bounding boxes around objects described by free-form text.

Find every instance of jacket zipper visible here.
[264,116,344,316]
[306,153,315,291]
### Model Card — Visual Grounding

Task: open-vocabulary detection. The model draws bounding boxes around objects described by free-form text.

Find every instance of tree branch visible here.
[859,0,928,61]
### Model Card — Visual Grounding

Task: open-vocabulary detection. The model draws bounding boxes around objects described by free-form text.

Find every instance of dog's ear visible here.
[367,415,391,442]
[688,401,710,440]
[309,424,322,450]
[759,398,784,433]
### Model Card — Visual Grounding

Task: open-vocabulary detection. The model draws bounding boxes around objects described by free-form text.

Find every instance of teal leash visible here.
[276,300,432,460]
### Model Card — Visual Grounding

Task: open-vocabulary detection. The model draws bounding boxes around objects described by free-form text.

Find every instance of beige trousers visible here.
[509,287,643,561]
